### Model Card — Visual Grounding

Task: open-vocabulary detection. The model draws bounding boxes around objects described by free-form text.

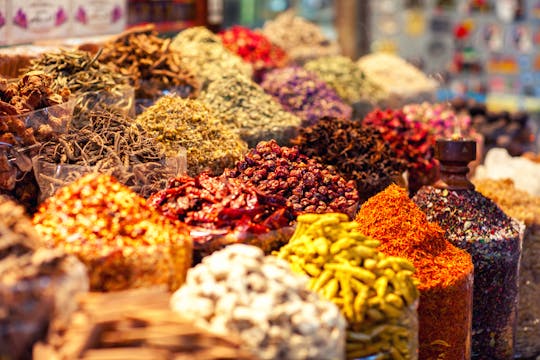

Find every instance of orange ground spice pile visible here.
[356,184,474,360]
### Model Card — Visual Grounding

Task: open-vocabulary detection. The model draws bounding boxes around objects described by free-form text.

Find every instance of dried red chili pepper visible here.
[148,172,294,262]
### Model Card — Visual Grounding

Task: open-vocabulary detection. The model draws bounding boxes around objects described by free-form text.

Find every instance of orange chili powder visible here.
[356,184,473,360]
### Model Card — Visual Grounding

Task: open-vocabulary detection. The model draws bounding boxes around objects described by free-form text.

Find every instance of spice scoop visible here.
[414,138,524,360]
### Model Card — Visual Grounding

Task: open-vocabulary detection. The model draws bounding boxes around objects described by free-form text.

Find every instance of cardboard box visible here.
[8,0,71,45]
[71,0,126,37]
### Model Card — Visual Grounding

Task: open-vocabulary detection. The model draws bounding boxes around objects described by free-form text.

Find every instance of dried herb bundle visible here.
[261,66,352,126]
[201,74,302,147]
[292,118,406,203]
[136,95,247,176]
[99,25,200,99]
[27,49,132,119]
[38,111,176,198]
[171,26,253,90]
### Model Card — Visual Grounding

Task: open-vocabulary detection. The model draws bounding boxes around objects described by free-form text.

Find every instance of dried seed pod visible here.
[277,213,419,360]
[33,173,192,291]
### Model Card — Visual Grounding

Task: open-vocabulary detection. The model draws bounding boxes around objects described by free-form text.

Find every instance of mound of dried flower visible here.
[149,172,294,262]
[136,95,247,176]
[261,66,352,126]
[225,140,359,218]
[33,173,192,291]
[363,108,437,189]
[292,118,406,203]
[99,25,200,99]
[219,25,288,80]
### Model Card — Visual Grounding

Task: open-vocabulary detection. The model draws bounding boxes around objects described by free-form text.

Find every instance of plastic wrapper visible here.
[20,99,75,137]
[0,249,88,360]
[33,150,187,200]
[73,85,135,123]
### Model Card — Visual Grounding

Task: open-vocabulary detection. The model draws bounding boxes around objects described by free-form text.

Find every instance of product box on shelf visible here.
[7,0,71,45]
[0,0,7,46]
[71,0,126,37]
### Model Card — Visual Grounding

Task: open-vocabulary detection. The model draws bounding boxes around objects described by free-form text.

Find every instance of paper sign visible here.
[72,0,126,37]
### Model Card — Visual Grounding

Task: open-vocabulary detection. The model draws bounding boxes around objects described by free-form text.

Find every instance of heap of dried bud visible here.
[136,95,247,176]
[261,66,352,126]
[225,140,359,217]
[292,118,406,203]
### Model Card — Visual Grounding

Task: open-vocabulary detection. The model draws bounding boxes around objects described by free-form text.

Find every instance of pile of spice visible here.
[171,26,253,89]
[33,173,193,292]
[276,213,419,360]
[262,10,340,63]
[357,184,474,360]
[451,98,536,156]
[363,108,437,192]
[201,75,302,147]
[402,102,472,138]
[135,95,247,176]
[171,244,346,359]
[37,111,178,198]
[260,66,352,126]
[148,173,294,262]
[475,148,540,196]
[99,25,200,100]
[303,56,366,104]
[0,196,88,360]
[225,140,359,217]
[219,25,288,80]
[413,185,522,359]
[292,119,406,204]
[357,53,438,107]
[27,49,133,120]
[0,71,71,212]
[35,287,255,360]
[473,178,540,358]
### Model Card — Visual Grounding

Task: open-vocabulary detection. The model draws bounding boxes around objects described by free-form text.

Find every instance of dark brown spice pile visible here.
[292,118,406,203]
[225,140,359,218]
[99,25,200,100]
